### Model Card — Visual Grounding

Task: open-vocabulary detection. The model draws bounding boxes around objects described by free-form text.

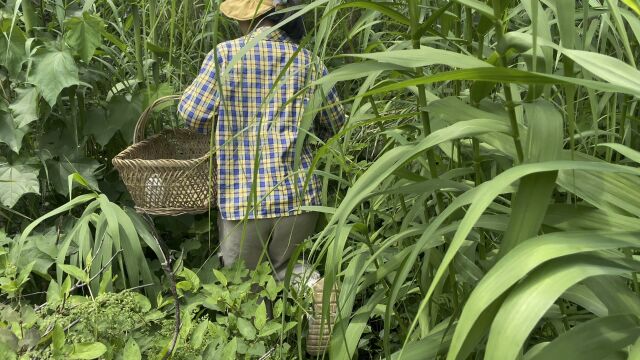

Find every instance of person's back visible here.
[179,26,343,219]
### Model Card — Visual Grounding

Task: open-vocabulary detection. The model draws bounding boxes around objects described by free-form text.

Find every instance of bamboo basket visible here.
[112,95,216,216]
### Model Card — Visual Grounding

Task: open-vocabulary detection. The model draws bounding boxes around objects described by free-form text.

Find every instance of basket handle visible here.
[133,95,182,143]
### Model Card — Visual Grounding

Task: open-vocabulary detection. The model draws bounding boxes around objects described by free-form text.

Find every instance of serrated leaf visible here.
[9,87,39,128]
[64,13,105,63]
[0,164,39,208]
[0,112,28,153]
[68,342,107,359]
[123,338,141,360]
[29,47,80,106]
[236,317,256,341]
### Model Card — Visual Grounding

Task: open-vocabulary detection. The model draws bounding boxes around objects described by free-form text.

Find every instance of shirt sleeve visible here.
[178,45,225,134]
[314,66,346,142]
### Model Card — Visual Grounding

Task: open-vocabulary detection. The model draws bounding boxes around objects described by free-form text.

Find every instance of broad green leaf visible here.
[179,267,201,291]
[485,254,639,360]
[220,337,237,360]
[64,13,105,62]
[123,338,141,360]
[346,48,492,69]
[213,268,228,287]
[29,47,80,106]
[46,157,100,196]
[499,100,562,255]
[446,231,640,360]
[52,325,65,356]
[191,320,210,348]
[254,302,267,331]
[0,112,28,153]
[9,87,39,128]
[236,317,257,341]
[563,48,640,92]
[68,342,107,359]
[84,94,143,145]
[0,164,39,208]
[527,315,640,360]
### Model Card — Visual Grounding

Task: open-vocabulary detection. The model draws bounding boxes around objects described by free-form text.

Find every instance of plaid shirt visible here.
[178,27,345,220]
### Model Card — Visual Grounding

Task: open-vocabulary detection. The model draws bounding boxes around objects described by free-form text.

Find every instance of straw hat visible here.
[220,0,278,21]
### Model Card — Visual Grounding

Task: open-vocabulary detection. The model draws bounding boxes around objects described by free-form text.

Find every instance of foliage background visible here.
[1,0,640,359]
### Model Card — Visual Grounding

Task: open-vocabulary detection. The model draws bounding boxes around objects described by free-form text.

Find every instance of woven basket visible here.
[112,95,216,216]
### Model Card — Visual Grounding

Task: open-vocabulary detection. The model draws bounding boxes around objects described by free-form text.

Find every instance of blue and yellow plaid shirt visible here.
[178,27,345,220]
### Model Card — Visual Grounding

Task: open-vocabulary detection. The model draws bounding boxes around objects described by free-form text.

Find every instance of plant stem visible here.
[409,0,445,213]
[132,5,145,83]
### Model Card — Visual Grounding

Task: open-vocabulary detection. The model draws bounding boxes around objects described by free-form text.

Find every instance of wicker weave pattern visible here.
[112,96,216,216]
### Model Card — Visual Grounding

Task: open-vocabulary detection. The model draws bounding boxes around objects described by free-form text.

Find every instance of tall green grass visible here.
[2,0,640,358]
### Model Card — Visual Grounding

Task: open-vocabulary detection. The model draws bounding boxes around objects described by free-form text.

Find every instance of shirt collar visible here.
[246,26,292,43]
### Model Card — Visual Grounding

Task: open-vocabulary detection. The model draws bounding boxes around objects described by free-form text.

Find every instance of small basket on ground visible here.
[112,95,216,216]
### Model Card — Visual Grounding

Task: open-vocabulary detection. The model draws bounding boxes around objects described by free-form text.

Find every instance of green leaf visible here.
[191,320,210,348]
[179,268,201,292]
[453,0,496,19]
[9,87,39,128]
[346,48,492,69]
[0,20,28,78]
[68,342,107,359]
[485,254,639,360]
[46,157,100,196]
[123,338,141,360]
[220,337,237,360]
[236,317,256,341]
[446,231,640,360]
[0,112,28,153]
[29,47,80,106]
[60,264,89,284]
[64,13,105,63]
[0,164,39,208]
[52,325,65,355]
[527,315,640,360]
[623,0,640,15]
[254,302,267,331]
[258,322,282,338]
[83,94,143,145]
[213,268,228,287]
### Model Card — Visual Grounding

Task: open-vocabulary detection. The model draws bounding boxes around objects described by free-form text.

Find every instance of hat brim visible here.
[219,1,274,21]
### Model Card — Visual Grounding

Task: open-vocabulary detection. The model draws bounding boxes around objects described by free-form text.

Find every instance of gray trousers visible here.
[217,212,319,281]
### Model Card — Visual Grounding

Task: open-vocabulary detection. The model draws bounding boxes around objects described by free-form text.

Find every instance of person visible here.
[177,0,345,354]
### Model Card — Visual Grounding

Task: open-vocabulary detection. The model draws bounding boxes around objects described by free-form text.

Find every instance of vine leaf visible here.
[9,87,39,128]
[0,112,28,153]
[64,13,105,63]
[0,164,40,208]
[29,47,80,106]
[46,157,101,196]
